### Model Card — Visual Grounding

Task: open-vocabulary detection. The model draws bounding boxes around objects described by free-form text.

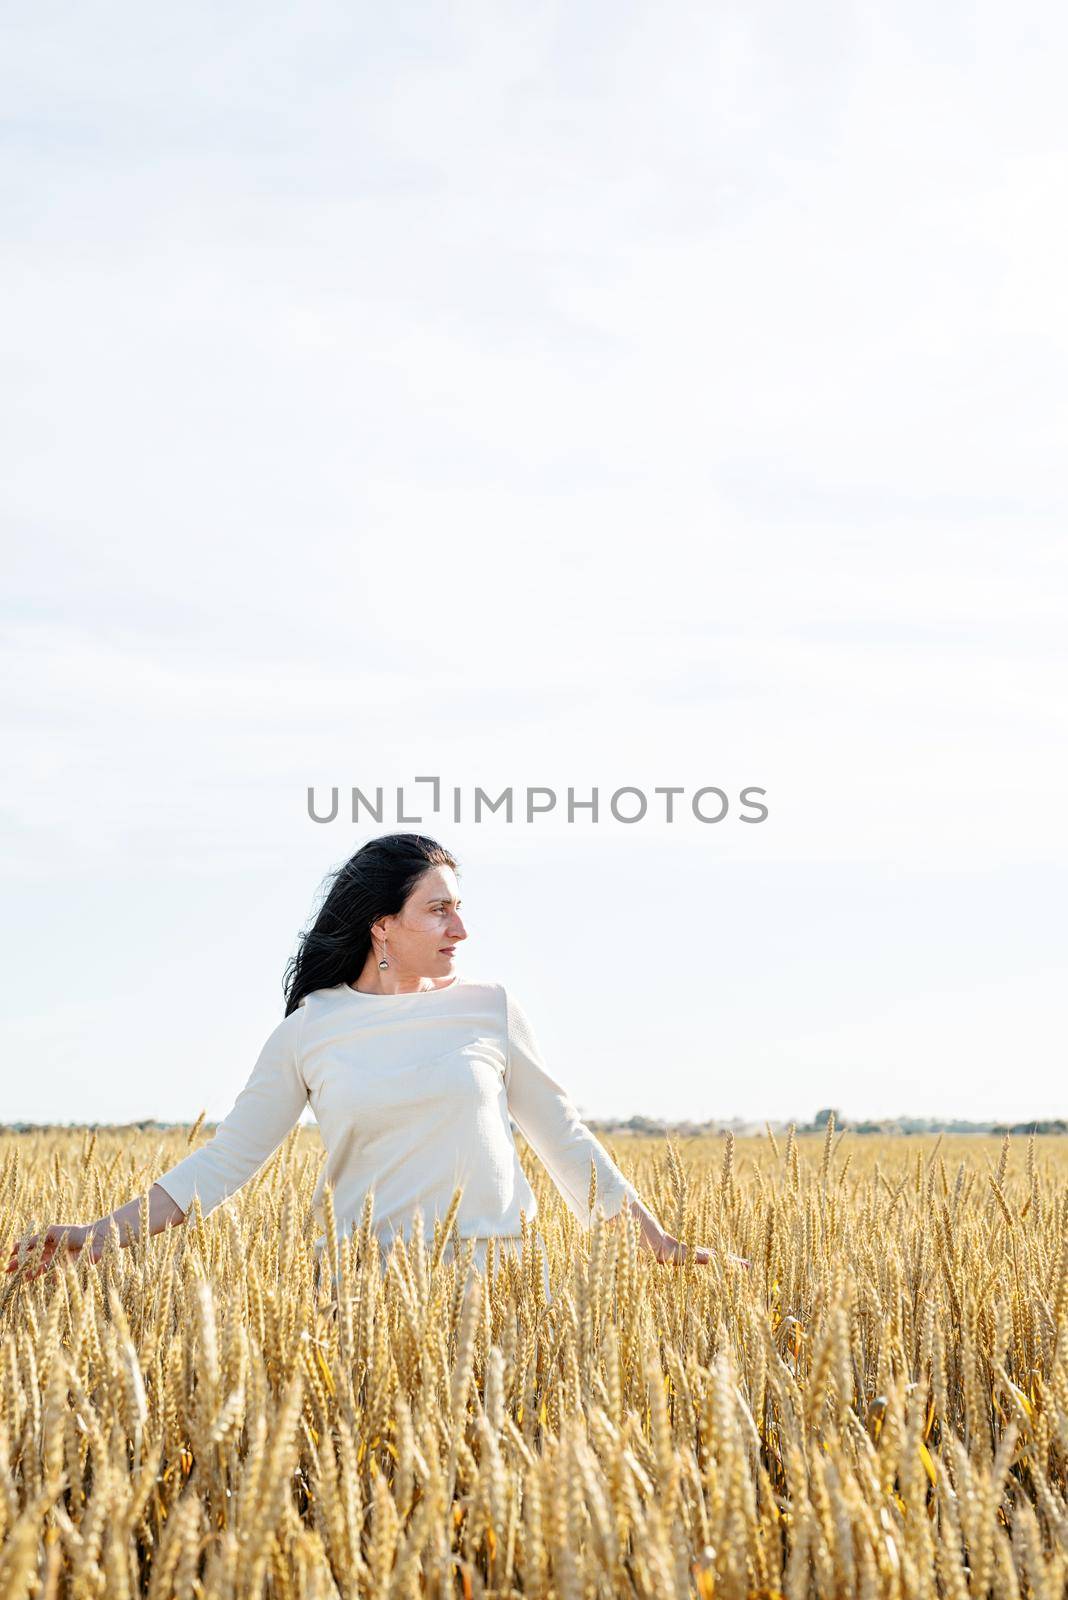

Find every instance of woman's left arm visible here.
[503,988,746,1268]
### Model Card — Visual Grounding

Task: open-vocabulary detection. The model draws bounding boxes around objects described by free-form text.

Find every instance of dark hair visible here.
[283,833,459,1015]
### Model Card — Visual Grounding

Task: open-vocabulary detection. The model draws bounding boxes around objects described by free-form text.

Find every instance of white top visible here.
[154,975,642,1256]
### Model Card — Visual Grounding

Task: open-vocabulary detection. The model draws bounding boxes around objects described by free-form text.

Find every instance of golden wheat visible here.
[0,1126,1066,1598]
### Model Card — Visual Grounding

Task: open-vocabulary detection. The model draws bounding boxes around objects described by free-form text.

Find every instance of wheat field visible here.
[1,1124,1066,1599]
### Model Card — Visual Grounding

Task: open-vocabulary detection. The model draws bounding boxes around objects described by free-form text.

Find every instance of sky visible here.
[2,2,1065,1128]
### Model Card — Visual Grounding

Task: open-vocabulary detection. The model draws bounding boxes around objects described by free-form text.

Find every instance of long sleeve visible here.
[154,1003,309,1220]
[504,988,642,1226]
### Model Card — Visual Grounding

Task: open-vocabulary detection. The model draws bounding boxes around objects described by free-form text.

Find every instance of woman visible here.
[7,834,748,1297]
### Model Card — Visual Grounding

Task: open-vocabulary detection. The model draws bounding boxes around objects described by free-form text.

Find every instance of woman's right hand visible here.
[6,1223,104,1279]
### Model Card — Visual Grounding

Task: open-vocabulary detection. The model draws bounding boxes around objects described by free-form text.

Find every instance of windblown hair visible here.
[283,833,459,1016]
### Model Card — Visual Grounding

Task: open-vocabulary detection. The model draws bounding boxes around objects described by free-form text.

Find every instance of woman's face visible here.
[378,865,467,977]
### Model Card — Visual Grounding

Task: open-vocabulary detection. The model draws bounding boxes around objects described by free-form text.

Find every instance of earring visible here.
[378,938,389,971]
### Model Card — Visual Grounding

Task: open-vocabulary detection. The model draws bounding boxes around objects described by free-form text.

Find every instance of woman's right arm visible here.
[8,1002,310,1278]
[7,1183,188,1277]
[151,1004,309,1220]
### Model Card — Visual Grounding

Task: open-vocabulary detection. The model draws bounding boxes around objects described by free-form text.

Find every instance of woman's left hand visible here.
[654,1234,751,1270]
[611,1201,750,1271]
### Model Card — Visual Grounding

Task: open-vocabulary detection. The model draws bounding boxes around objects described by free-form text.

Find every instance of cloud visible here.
[1,1,1065,1117]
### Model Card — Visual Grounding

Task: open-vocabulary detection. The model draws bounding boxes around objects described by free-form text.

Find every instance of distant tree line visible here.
[586,1108,1067,1137]
[3,1112,1065,1137]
